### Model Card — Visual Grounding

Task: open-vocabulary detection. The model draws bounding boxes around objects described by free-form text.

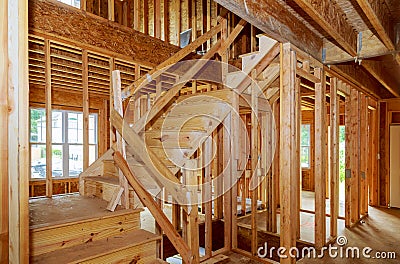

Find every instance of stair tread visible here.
[29,194,141,230]
[31,229,160,264]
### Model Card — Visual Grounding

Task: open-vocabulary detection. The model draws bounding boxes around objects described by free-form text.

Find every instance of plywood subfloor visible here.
[29,193,139,229]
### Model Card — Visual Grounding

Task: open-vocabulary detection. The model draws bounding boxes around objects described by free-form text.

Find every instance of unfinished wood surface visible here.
[113,151,192,264]
[214,0,322,59]
[360,94,368,216]
[112,70,130,209]
[279,43,298,264]
[0,0,8,259]
[223,113,233,253]
[314,67,327,249]
[83,50,90,171]
[250,69,258,256]
[345,88,352,227]
[350,88,360,224]
[31,229,158,264]
[8,0,30,261]
[45,39,53,197]
[29,0,181,67]
[330,77,339,238]
[203,137,213,258]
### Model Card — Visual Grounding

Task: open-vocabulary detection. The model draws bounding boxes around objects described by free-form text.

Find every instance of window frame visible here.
[29,108,98,180]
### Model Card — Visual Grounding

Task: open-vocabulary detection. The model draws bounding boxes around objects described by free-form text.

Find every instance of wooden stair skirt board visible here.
[83,176,137,208]
[30,207,141,256]
[31,229,160,264]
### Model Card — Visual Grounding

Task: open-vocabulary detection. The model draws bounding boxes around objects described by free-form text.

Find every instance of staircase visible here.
[29,194,160,264]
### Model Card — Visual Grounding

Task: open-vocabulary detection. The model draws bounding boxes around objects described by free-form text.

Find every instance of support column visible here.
[279,43,299,264]
[314,67,327,249]
[330,77,339,238]
[45,39,53,197]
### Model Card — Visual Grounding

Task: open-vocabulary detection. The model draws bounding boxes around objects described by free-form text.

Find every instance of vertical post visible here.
[155,192,163,259]
[206,0,211,50]
[314,67,326,249]
[154,0,161,39]
[250,25,256,52]
[163,0,169,42]
[8,0,30,261]
[109,58,115,148]
[359,94,368,216]
[272,99,279,233]
[250,69,258,256]
[203,137,213,258]
[330,77,339,238]
[112,70,130,209]
[108,0,115,21]
[279,43,298,263]
[345,83,352,227]
[223,112,232,252]
[133,0,140,31]
[184,160,199,263]
[83,50,90,171]
[231,92,239,249]
[175,0,181,46]
[0,0,9,259]
[191,0,197,42]
[350,88,360,224]
[143,0,149,35]
[45,39,53,197]
[81,0,87,10]
[294,76,301,240]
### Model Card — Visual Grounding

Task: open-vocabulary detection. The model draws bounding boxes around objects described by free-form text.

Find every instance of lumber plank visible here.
[330,77,339,238]
[45,39,53,197]
[314,67,327,249]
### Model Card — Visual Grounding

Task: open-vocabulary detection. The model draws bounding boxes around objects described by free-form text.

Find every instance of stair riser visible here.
[30,212,141,256]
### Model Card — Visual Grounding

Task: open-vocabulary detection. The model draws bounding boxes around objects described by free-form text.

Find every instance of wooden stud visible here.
[206,0,211,50]
[203,136,213,258]
[163,0,169,42]
[314,67,327,249]
[344,85,352,227]
[45,39,53,197]
[350,88,360,224]
[250,69,258,256]
[360,94,368,215]
[108,0,115,21]
[112,70,130,209]
[294,76,301,240]
[330,77,339,238]
[133,0,140,31]
[175,0,181,46]
[81,0,87,11]
[279,43,298,263]
[8,0,30,260]
[143,0,149,35]
[154,0,161,39]
[223,112,232,252]
[82,50,90,171]
[0,0,9,259]
[191,0,197,42]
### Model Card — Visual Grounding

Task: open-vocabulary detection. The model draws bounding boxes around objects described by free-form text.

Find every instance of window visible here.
[301,124,311,168]
[30,109,98,179]
[57,0,80,8]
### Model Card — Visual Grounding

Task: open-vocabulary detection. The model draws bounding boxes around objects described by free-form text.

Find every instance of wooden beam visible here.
[45,39,52,197]
[314,67,326,249]
[0,0,9,259]
[143,0,149,35]
[330,77,339,238]
[113,151,193,264]
[112,70,130,209]
[279,43,298,264]
[203,137,213,258]
[175,0,181,46]
[82,50,89,171]
[355,0,400,64]
[214,0,322,59]
[133,0,139,30]
[154,0,161,39]
[163,0,169,42]
[108,0,114,21]
[292,0,357,55]
[8,0,30,261]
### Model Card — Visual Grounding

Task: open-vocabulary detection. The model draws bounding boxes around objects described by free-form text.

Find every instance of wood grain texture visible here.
[214,0,322,59]
[29,0,181,66]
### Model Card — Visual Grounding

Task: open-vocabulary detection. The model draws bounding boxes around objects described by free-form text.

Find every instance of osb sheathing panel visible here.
[28,0,181,66]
